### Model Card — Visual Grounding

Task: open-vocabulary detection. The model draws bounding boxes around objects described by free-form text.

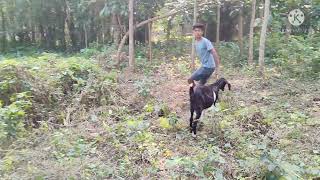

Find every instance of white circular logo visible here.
[288,9,305,26]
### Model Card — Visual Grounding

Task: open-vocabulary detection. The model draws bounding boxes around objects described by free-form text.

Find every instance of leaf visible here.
[159,117,171,129]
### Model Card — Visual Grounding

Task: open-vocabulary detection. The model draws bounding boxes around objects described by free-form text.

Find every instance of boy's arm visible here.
[211,48,220,76]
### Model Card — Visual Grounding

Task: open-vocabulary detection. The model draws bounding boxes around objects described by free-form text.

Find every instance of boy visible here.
[188,23,220,86]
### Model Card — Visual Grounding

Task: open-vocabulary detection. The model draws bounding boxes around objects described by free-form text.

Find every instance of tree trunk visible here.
[60,3,67,51]
[258,0,270,76]
[84,24,88,48]
[204,23,208,37]
[39,24,45,48]
[128,0,135,71]
[117,15,125,38]
[238,5,244,58]
[148,20,152,61]
[61,23,66,50]
[259,1,264,19]
[112,13,120,45]
[116,3,208,65]
[144,25,148,44]
[102,19,105,44]
[65,0,78,51]
[116,11,179,67]
[285,18,291,42]
[191,0,198,71]
[1,6,6,52]
[46,27,55,49]
[31,25,36,43]
[248,0,257,65]
[216,1,220,44]
[166,18,172,41]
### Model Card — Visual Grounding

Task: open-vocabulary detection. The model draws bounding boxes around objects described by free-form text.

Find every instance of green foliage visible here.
[134,78,152,97]
[51,130,93,161]
[242,32,320,78]
[166,145,226,179]
[216,42,241,67]
[239,146,313,179]
[0,52,117,142]
[154,37,192,57]
[270,35,320,78]
[0,92,32,142]
[159,114,179,130]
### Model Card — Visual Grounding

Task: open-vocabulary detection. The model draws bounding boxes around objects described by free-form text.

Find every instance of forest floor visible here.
[1,54,320,179]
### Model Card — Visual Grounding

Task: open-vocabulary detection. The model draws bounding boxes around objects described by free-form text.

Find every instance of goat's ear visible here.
[228,83,231,90]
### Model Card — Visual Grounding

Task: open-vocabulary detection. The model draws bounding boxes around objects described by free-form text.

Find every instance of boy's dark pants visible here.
[189,67,215,85]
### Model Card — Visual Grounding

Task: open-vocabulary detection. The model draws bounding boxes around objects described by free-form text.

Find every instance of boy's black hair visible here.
[192,23,205,31]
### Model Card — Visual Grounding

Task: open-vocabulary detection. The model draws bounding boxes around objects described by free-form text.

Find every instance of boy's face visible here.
[193,28,203,39]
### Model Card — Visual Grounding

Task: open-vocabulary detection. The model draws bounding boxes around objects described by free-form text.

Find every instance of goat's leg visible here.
[192,109,202,137]
[202,109,205,121]
[189,107,194,132]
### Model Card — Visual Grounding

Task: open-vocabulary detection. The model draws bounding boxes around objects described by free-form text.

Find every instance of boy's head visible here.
[192,23,204,39]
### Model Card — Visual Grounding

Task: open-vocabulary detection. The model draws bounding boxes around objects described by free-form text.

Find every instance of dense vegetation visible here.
[0,0,319,179]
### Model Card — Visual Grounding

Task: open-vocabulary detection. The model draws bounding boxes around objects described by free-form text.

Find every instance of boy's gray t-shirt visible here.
[195,37,215,68]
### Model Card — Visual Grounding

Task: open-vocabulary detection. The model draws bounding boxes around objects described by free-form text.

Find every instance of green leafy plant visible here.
[134,78,152,97]
[0,92,32,141]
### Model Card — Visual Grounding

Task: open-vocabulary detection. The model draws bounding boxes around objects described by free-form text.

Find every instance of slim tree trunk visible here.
[84,24,88,48]
[39,24,45,48]
[204,23,208,37]
[31,25,36,43]
[216,1,220,44]
[46,27,55,49]
[60,4,67,51]
[1,6,6,52]
[65,0,78,51]
[128,0,135,71]
[248,0,256,65]
[148,19,152,61]
[285,18,291,42]
[258,0,270,76]
[116,8,185,65]
[112,13,120,45]
[117,15,125,38]
[166,18,172,41]
[238,5,244,58]
[102,19,105,44]
[144,25,148,44]
[61,23,66,50]
[191,0,198,71]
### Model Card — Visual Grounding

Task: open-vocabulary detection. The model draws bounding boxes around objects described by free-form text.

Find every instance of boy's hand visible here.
[213,67,220,79]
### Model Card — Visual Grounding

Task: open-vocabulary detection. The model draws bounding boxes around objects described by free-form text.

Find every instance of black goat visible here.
[189,78,231,137]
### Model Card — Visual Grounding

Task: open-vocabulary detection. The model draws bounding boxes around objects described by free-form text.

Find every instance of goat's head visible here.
[217,78,231,91]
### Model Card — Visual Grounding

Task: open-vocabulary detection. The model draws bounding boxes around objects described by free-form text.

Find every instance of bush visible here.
[270,35,320,78]
[134,78,152,97]
[240,32,319,78]
[0,92,32,142]
[0,53,118,141]
[216,42,241,66]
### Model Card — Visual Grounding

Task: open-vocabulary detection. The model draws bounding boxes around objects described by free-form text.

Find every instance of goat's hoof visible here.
[192,133,197,138]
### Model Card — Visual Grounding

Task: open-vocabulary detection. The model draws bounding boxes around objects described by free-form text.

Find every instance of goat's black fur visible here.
[189,78,231,136]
